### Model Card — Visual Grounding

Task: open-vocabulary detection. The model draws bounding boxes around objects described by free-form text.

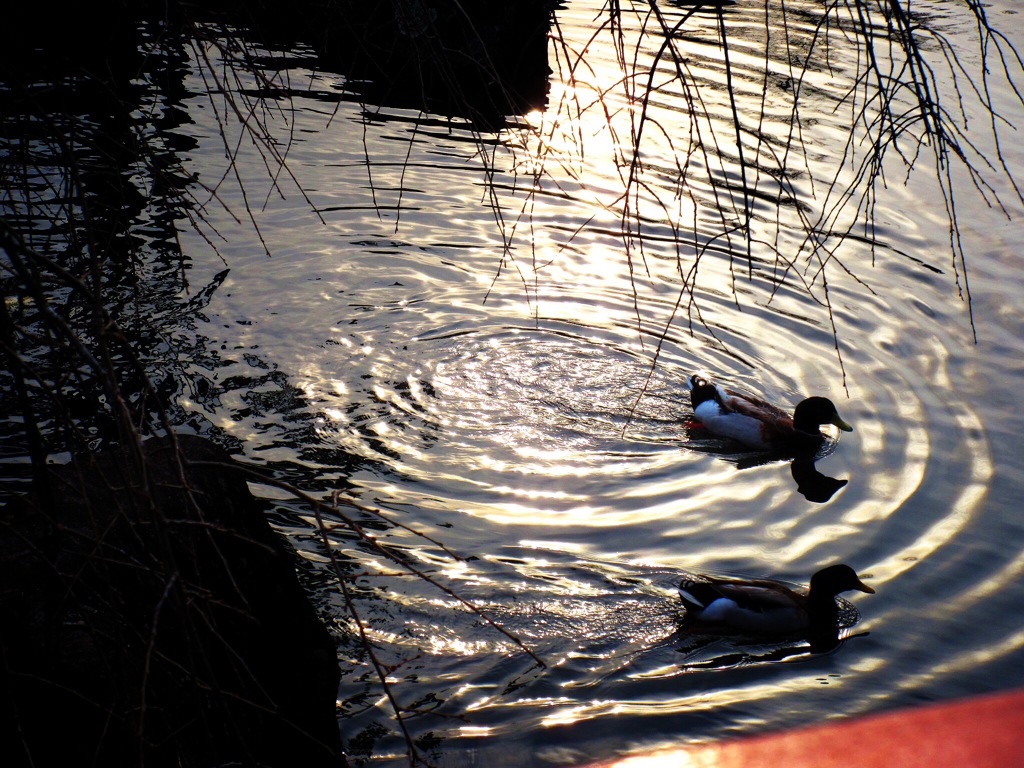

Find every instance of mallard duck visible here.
[689,374,852,451]
[677,564,875,634]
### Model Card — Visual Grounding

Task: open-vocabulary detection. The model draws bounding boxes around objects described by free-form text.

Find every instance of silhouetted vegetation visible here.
[526,1,1023,386]
[0,2,553,765]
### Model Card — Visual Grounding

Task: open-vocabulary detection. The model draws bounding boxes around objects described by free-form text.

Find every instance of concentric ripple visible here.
[170,2,1024,765]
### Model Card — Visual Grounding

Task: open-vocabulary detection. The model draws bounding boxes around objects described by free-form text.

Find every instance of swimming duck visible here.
[689,374,852,452]
[677,564,875,634]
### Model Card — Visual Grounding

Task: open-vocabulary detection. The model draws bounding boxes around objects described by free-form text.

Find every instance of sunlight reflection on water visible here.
[168,0,1024,764]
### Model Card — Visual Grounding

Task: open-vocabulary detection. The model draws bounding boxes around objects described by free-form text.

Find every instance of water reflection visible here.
[790,459,849,504]
[194,56,998,766]
[673,621,868,670]
[76,1,1019,766]
[684,426,852,504]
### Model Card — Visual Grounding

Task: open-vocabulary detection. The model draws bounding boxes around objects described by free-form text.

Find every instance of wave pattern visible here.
[173,1,1024,765]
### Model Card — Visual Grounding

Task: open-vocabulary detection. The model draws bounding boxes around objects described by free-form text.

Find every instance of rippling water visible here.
[169,1,1024,765]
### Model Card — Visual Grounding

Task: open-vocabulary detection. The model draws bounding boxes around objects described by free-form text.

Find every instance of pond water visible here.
[136,1,1024,765]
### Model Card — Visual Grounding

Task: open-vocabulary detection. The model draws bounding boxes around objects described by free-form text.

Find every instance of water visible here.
[12,1,1024,765]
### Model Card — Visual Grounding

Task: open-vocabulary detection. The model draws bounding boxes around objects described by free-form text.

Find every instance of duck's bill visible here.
[832,416,854,432]
[856,579,875,594]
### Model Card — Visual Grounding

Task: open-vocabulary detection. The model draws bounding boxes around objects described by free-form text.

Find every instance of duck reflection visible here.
[673,622,867,669]
[686,430,851,503]
[791,457,848,503]
[672,565,874,667]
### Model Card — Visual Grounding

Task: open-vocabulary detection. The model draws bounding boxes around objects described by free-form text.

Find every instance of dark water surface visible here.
[152,1,1024,765]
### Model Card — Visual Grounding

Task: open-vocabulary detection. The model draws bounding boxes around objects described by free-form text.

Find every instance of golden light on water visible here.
[457,726,494,738]
[173,7,1021,761]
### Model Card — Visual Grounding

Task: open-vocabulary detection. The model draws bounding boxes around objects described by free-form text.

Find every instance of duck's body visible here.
[677,564,874,635]
[689,374,852,452]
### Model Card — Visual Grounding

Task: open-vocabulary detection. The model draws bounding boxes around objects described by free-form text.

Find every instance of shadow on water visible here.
[209,0,558,126]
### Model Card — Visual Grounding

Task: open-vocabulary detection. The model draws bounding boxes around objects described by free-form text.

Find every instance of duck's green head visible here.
[810,564,875,598]
[794,396,853,434]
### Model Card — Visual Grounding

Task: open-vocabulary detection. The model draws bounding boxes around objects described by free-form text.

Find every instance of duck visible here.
[689,374,852,452]
[677,564,875,635]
